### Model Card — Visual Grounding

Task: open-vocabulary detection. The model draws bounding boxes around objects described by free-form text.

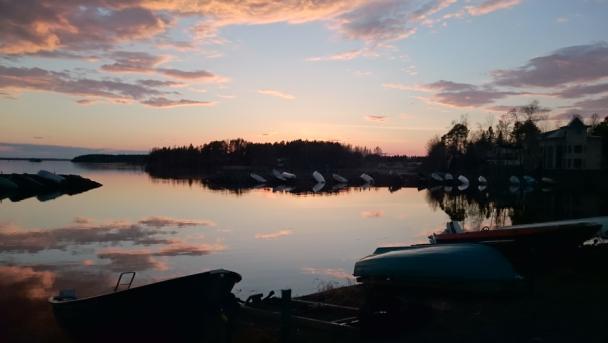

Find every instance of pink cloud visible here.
[361,210,384,218]
[141,97,214,108]
[365,115,389,122]
[466,0,522,16]
[257,89,295,100]
[138,216,216,228]
[255,229,294,240]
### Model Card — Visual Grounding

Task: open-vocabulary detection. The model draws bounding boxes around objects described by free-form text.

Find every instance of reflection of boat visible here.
[354,243,524,293]
[509,176,520,184]
[431,173,443,182]
[50,269,241,330]
[444,173,454,182]
[312,182,325,192]
[509,185,519,193]
[478,176,487,183]
[37,170,65,183]
[430,221,602,246]
[444,186,453,192]
[457,175,469,185]
[312,171,325,183]
[281,171,296,180]
[478,185,487,191]
[458,184,469,191]
[272,169,287,181]
[331,183,347,191]
[541,177,555,184]
[332,173,348,183]
[250,173,267,183]
[37,191,63,202]
[360,173,374,184]
[523,175,536,184]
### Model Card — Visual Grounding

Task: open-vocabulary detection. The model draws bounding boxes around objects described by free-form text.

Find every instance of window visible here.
[574,159,582,169]
[574,145,582,153]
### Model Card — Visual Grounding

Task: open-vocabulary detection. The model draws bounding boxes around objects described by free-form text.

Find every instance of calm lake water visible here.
[2,160,608,340]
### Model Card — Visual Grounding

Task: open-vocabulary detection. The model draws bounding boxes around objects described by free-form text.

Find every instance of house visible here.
[540,117,602,170]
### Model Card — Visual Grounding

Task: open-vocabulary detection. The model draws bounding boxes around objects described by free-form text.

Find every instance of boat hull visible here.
[49,269,241,332]
[354,244,525,294]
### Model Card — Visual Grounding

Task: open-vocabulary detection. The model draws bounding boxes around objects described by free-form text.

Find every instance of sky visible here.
[1,0,608,158]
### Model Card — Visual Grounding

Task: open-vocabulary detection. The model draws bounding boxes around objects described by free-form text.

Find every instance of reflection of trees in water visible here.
[148,175,382,197]
[425,188,608,230]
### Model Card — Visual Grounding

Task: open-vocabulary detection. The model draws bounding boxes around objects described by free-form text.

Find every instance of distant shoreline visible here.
[0,157,71,161]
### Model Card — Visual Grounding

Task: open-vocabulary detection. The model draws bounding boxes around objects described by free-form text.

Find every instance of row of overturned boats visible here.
[0,170,102,202]
[250,169,375,192]
[48,216,608,341]
[422,171,557,192]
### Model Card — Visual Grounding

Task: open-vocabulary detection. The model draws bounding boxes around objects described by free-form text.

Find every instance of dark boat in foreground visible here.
[49,269,241,338]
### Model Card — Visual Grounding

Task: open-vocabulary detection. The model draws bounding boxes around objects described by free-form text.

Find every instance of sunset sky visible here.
[1,0,607,157]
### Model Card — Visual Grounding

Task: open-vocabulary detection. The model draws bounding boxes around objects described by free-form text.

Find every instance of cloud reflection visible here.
[254,229,294,240]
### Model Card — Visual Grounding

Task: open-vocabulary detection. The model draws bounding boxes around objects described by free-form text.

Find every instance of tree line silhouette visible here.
[146,139,403,173]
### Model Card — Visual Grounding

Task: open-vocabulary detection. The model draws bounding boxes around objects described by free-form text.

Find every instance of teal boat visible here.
[354,243,525,293]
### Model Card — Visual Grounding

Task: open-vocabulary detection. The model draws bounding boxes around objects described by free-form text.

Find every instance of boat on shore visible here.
[49,269,242,331]
[354,243,525,294]
[312,171,325,183]
[430,220,603,246]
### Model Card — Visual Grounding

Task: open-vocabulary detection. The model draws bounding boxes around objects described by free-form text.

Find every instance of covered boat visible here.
[272,169,287,181]
[49,269,241,332]
[281,171,297,180]
[430,173,443,182]
[354,243,525,293]
[478,175,487,183]
[37,170,65,183]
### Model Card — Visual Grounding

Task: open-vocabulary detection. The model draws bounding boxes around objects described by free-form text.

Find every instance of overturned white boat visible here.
[457,175,469,185]
[360,173,374,184]
[332,173,348,183]
[312,171,325,183]
[37,170,65,183]
[431,173,444,182]
[250,173,267,183]
[478,176,487,184]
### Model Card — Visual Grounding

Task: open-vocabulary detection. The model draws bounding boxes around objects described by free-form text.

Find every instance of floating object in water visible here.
[272,169,287,181]
[37,170,65,183]
[312,171,325,183]
[478,185,487,192]
[509,176,520,184]
[523,175,536,184]
[49,269,242,330]
[457,175,469,185]
[0,176,19,190]
[354,243,525,293]
[478,176,487,184]
[360,173,374,184]
[332,173,348,183]
[431,173,443,182]
[444,173,454,181]
[250,173,267,183]
[281,171,296,180]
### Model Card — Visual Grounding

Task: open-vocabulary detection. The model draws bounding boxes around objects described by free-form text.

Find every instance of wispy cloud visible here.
[361,210,384,218]
[257,89,295,100]
[466,0,522,16]
[141,97,215,108]
[365,115,389,122]
[255,229,294,240]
